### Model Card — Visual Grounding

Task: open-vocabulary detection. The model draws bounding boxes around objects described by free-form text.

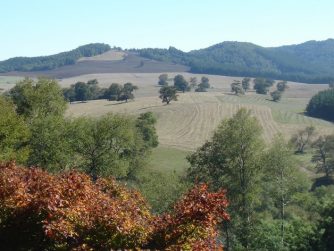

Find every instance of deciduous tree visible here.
[174,74,189,93]
[159,86,178,104]
[290,126,316,154]
[187,108,265,249]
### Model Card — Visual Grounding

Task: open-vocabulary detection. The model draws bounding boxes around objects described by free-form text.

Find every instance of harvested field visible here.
[78,50,126,61]
[67,89,334,150]
[0,53,189,79]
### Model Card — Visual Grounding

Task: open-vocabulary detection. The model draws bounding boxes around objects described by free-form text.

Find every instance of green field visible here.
[148,146,189,174]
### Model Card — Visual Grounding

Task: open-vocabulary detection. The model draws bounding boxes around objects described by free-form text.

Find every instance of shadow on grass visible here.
[138,105,163,110]
[104,101,128,106]
[311,176,334,191]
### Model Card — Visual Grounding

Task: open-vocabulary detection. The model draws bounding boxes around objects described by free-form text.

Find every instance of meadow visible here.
[1,72,331,174]
[64,73,332,147]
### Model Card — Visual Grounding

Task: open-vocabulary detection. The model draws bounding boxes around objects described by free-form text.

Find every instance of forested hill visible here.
[0,43,111,72]
[134,39,334,84]
[2,40,334,83]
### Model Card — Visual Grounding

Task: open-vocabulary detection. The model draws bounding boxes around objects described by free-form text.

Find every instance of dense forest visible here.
[133,39,334,84]
[0,43,110,72]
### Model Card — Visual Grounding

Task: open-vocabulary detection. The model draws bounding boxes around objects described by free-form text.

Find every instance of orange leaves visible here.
[0,162,229,250]
[146,184,229,250]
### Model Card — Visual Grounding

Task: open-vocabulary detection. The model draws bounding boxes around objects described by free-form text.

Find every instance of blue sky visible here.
[1,0,333,60]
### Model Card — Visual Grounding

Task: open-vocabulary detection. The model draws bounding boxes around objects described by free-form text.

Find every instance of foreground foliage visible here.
[0,162,229,250]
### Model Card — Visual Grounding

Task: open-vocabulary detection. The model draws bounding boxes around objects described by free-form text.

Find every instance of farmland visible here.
[64,72,333,151]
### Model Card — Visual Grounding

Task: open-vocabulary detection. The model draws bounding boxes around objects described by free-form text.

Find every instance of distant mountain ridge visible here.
[135,39,334,83]
[1,40,334,83]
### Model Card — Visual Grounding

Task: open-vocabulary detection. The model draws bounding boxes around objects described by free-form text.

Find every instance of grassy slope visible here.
[148,146,189,174]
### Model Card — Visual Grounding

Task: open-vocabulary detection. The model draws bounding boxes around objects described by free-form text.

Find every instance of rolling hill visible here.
[1,39,334,83]
[136,39,334,84]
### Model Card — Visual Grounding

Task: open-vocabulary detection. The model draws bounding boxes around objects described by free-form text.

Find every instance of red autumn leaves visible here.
[0,162,229,250]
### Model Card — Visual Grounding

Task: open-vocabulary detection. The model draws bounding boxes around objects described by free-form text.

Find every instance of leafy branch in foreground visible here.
[0,162,229,250]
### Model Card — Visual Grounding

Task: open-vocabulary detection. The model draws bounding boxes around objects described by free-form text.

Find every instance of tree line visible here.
[63,79,138,103]
[231,77,288,102]
[157,74,210,105]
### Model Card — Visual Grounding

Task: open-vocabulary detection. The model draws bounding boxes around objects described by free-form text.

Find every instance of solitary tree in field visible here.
[290,126,316,154]
[159,86,178,104]
[242,77,251,92]
[158,74,169,86]
[277,81,288,92]
[271,90,282,102]
[231,80,244,95]
[174,74,189,93]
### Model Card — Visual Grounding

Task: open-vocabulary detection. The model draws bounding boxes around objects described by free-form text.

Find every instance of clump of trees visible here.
[63,79,105,102]
[0,162,229,250]
[306,88,334,122]
[253,78,275,94]
[271,81,288,102]
[158,74,210,93]
[63,80,138,103]
[195,76,210,92]
[231,77,252,95]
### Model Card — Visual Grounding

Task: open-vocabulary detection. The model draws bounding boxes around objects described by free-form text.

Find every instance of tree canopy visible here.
[8,78,67,119]
[173,74,189,92]
[306,88,334,122]
[159,86,178,104]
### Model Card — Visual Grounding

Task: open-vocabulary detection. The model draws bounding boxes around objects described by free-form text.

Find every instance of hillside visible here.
[0,43,111,72]
[1,39,334,82]
[135,39,334,84]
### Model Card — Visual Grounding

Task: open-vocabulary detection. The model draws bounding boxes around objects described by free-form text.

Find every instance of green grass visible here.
[148,146,190,174]
[217,94,332,126]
